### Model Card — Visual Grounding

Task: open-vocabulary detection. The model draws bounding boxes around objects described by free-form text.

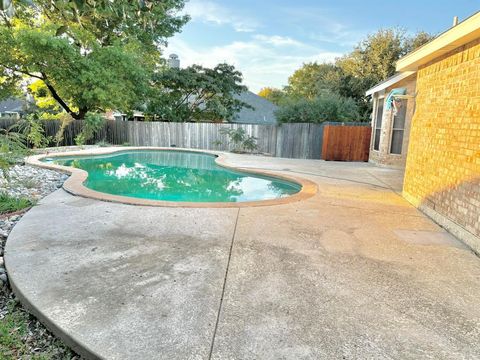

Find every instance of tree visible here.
[276,92,360,124]
[335,29,433,119]
[257,87,287,105]
[404,31,433,53]
[0,0,189,120]
[286,63,342,100]
[147,63,251,122]
[336,29,433,87]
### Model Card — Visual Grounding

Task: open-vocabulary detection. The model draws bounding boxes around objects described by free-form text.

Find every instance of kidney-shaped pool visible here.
[42,150,302,203]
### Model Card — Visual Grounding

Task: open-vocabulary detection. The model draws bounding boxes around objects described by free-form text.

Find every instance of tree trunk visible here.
[72,108,88,120]
[41,74,89,120]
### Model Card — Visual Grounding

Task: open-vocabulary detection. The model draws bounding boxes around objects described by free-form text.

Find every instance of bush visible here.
[9,114,51,149]
[0,193,34,215]
[0,127,28,176]
[75,112,105,145]
[217,127,258,153]
[276,92,360,123]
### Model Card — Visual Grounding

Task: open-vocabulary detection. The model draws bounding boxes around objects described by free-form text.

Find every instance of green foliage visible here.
[278,29,433,121]
[11,114,51,148]
[54,113,74,146]
[286,63,342,100]
[0,126,28,175]
[276,92,360,124]
[0,299,74,358]
[336,29,433,88]
[95,140,112,147]
[28,80,60,113]
[147,63,250,122]
[0,0,188,118]
[0,192,34,214]
[218,128,258,153]
[257,87,288,105]
[75,112,105,145]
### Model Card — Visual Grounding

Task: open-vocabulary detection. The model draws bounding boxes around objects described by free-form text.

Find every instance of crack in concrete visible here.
[208,207,240,359]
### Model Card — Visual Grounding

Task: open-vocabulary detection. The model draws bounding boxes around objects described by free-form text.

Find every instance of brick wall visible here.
[403,38,480,251]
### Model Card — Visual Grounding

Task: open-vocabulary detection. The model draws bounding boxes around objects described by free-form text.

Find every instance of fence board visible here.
[321,125,371,161]
[0,118,370,160]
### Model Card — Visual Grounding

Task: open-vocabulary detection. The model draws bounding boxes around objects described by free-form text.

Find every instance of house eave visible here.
[365,71,416,96]
[396,11,480,71]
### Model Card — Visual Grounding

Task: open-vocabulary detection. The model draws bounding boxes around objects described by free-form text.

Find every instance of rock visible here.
[0,257,3,266]
[0,267,4,274]
[0,164,69,201]
[0,273,7,284]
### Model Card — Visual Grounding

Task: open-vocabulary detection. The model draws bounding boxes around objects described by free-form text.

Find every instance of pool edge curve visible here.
[26,147,318,208]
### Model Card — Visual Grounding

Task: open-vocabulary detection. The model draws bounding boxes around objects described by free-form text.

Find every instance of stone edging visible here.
[26,147,318,208]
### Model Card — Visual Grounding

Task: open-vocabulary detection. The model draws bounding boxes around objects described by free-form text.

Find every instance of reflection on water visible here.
[43,150,301,202]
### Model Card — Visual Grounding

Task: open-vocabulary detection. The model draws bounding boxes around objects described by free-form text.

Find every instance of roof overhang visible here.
[397,11,480,71]
[365,71,416,96]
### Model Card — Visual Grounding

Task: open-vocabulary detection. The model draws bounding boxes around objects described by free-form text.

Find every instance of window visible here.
[390,99,407,154]
[373,97,384,151]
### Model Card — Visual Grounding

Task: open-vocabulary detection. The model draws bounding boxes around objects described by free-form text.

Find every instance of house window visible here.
[390,99,407,154]
[373,97,384,151]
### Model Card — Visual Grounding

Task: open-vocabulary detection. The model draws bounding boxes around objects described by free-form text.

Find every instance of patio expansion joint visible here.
[207,207,241,359]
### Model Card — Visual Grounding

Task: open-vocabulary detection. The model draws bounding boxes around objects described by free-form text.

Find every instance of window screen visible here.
[390,99,407,154]
[373,98,384,151]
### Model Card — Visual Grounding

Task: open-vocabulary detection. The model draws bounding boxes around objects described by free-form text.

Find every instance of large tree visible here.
[0,0,188,119]
[286,63,342,100]
[147,63,250,122]
[336,29,433,86]
[279,29,433,120]
[257,87,287,105]
[275,92,360,124]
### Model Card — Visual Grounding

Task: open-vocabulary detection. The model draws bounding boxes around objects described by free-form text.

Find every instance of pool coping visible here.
[26,147,318,208]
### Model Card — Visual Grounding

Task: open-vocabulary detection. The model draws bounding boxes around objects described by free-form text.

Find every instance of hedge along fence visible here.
[0,118,369,160]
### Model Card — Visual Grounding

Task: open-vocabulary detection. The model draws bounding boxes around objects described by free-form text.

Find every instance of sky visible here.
[165,1,479,93]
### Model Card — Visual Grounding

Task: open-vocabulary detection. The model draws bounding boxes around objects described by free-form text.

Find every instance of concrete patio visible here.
[5,154,480,359]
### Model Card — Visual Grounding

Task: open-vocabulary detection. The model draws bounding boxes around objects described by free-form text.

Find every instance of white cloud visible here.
[252,35,304,47]
[165,35,342,93]
[277,6,366,47]
[183,0,259,33]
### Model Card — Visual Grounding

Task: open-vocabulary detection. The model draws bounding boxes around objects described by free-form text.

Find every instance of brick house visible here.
[368,12,480,251]
[366,72,417,168]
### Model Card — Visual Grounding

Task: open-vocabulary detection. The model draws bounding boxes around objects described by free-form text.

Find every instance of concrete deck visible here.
[5,154,480,359]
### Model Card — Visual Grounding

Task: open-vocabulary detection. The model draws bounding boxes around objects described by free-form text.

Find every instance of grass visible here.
[0,193,34,215]
[0,299,75,359]
[95,140,111,147]
[16,178,40,189]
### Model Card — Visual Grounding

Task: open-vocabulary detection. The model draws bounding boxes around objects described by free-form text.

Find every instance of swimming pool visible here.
[42,150,302,203]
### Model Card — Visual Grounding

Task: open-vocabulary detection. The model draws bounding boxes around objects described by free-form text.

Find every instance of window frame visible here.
[372,95,385,152]
[389,98,407,155]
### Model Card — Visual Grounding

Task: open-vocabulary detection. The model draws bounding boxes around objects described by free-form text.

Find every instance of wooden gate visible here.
[321,125,371,161]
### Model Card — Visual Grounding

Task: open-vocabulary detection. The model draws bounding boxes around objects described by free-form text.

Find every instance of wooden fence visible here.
[0,118,369,160]
[322,125,371,161]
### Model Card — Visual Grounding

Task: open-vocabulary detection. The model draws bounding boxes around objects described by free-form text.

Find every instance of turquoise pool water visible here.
[42,150,301,202]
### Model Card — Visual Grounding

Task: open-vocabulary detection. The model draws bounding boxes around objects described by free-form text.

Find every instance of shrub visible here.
[75,112,105,145]
[276,92,360,123]
[0,127,28,176]
[218,127,258,153]
[10,114,51,149]
[0,193,34,215]
[54,113,74,146]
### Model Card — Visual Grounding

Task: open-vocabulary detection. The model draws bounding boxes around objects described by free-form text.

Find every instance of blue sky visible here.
[166,1,479,92]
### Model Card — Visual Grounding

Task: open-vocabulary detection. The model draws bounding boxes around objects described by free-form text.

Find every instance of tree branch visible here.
[40,72,78,118]
[2,65,44,80]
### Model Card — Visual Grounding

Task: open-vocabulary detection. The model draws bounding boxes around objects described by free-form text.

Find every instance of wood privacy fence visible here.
[0,118,370,160]
[322,125,371,161]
